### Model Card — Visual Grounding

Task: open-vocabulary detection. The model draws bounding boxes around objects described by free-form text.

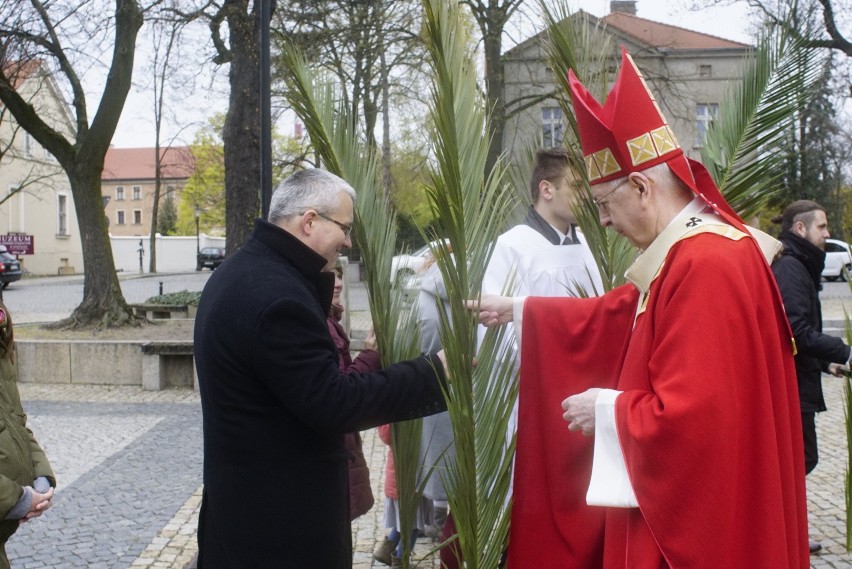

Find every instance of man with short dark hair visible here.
[479,147,601,437]
[771,199,851,554]
[194,168,449,568]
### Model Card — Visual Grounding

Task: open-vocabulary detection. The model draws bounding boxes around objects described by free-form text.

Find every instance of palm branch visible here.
[279,44,426,563]
[419,0,521,566]
[539,2,635,289]
[701,28,826,218]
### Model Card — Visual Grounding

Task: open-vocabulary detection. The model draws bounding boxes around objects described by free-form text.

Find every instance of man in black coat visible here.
[194,169,449,568]
[771,200,851,554]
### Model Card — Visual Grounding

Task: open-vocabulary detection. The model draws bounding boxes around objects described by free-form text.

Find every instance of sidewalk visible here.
[11,378,852,568]
[5,283,849,567]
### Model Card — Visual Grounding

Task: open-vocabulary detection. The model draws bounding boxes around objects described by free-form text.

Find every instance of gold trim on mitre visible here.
[585,154,603,181]
[651,125,679,155]
[592,148,621,178]
[627,133,657,166]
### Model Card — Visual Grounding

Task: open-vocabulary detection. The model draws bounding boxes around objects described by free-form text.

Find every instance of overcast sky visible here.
[110,0,755,148]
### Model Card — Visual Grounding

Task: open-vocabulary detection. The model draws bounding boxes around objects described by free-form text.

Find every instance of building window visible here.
[132,186,141,200]
[133,210,142,225]
[57,194,68,235]
[117,211,125,225]
[695,103,719,147]
[116,186,125,201]
[541,107,564,148]
[24,133,32,157]
[698,64,712,78]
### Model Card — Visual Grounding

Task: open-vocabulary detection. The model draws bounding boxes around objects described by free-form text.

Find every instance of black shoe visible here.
[809,540,822,554]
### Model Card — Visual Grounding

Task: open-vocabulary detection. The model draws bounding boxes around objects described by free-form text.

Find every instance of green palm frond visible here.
[539,2,634,290]
[421,0,520,566]
[279,43,425,563]
[701,28,826,219]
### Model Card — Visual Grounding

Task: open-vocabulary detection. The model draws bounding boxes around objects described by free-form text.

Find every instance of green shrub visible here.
[144,290,202,306]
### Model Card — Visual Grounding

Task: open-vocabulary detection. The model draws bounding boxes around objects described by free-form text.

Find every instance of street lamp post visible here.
[194,206,201,255]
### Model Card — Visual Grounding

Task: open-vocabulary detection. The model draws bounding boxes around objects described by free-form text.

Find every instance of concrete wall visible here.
[17,339,195,389]
[17,341,141,385]
[110,234,227,273]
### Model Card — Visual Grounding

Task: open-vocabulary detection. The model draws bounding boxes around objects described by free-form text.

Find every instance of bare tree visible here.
[0,0,151,328]
[0,99,66,207]
[147,18,181,272]
[693,0,851,56]
[275,0,427,190]
[169,0,270,255]
[461,0,525,176]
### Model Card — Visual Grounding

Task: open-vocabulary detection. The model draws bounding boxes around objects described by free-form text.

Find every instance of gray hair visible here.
[596,163,689,196]
[268,169,357,224]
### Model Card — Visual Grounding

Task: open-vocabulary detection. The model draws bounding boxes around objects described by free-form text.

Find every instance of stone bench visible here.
[141,341,196,391]
[130,303,193,320]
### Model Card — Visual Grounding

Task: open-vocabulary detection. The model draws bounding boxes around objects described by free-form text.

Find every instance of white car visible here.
[390,240,451,285]
[823,238,852,281]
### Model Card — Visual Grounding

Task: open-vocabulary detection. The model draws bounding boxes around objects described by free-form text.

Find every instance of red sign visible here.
[0,234,34,255]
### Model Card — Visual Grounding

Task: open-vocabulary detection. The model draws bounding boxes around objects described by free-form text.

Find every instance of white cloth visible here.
[587,389,638,507]
[478,223,603,496]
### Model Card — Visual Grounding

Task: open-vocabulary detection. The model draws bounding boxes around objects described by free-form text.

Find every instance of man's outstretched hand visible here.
[463,294,514,327]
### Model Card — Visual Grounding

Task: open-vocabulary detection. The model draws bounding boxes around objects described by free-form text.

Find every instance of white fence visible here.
[110,234,226,274]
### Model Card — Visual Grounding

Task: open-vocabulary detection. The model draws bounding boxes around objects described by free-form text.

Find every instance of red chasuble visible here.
[508,232,808,569]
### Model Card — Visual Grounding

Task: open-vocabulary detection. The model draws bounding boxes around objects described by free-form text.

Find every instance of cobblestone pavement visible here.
[7,376,852,568]
[1,279,850,567]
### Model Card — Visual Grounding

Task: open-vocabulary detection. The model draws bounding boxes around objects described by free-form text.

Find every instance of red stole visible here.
[507,285,636,568]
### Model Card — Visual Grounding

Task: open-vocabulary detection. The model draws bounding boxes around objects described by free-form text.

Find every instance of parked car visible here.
[0,246,21,289]
[823,239,852,281]
[390,240,447,286]
[196,247,225,271]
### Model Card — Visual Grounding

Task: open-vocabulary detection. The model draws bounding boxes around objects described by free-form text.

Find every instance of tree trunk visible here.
[50,168,135,328]
[149,145,161,272]
[223,2,261,255]
[484,22,505,179]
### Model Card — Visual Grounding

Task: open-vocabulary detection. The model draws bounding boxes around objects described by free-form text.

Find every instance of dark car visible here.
[0,246,21,289]
[196,247,225,271]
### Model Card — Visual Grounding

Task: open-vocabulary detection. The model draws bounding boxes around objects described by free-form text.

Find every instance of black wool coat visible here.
[194,220,447,568]
[772,231,850,413]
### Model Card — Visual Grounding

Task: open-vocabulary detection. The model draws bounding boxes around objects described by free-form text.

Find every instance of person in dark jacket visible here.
[771,200,851,554]
[0,303,55,569]
[194,168,448,569]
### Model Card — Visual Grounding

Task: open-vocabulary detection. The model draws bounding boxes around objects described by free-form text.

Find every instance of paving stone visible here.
[2,310,851,569]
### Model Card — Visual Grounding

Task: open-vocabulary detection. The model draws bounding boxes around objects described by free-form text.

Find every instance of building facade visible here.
[502,1,752,173]
[0,60,83,276]
[101,146,195,237]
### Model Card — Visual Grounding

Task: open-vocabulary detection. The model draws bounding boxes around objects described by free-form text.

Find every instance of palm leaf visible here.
[279,44,426,563]
[539,2,634,289]
[701,27,826,219]
[420,0,520,566]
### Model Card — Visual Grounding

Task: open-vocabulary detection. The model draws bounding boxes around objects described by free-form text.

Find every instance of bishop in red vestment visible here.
[485,49,809,569]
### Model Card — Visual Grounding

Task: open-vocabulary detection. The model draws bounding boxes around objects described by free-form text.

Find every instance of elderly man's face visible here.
[592,175,655,250]
[310,191,354,270]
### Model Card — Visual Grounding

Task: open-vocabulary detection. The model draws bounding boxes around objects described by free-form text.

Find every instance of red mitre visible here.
[568,47,741,222]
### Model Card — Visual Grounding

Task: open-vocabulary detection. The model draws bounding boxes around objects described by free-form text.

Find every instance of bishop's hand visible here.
[463,294,514,327]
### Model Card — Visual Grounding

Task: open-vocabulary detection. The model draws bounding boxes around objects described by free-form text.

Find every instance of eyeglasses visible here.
[316,212,353,237]
[592,180,630,214]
